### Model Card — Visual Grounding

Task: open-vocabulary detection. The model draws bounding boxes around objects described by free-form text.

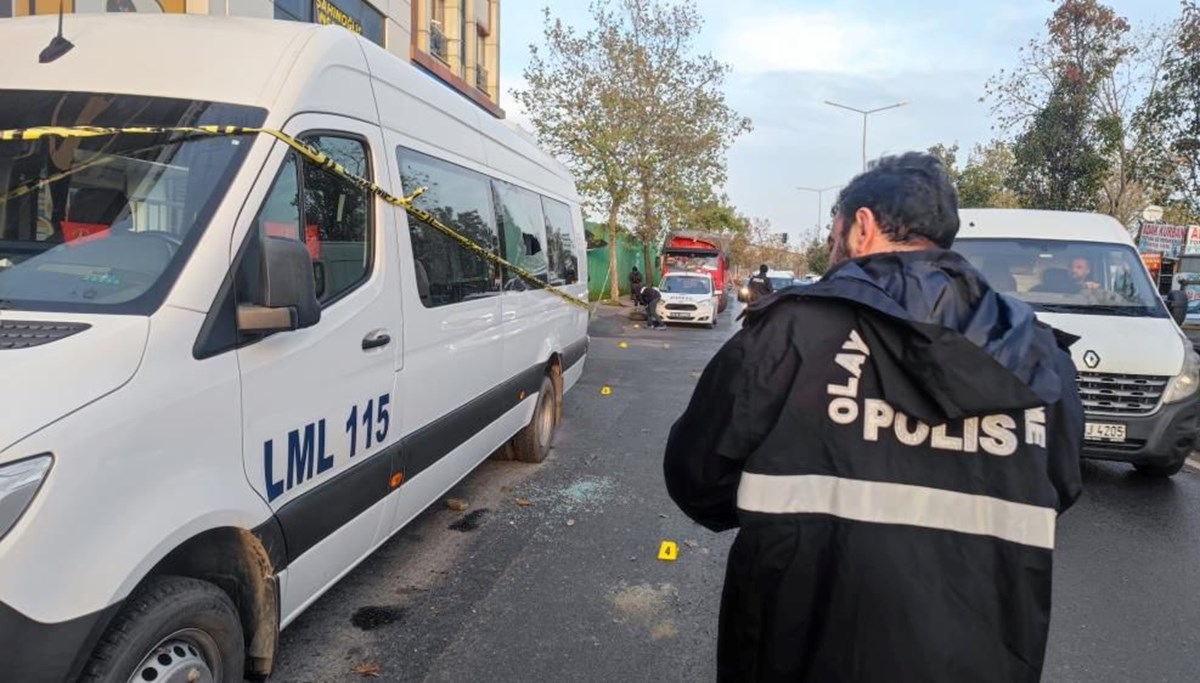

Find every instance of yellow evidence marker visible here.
[658,540,679,562]
[619,341,629,349]
[601,386,613,396]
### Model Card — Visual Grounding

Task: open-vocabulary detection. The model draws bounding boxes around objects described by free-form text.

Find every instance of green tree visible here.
[679,195,751,235]
[927,143,962,187]
[513,4,640,301]
[1008,78,1112,210]
[986,0,1133,211]
[615,0,752,276]
[1094,22,1179,223]
[927,140,1019,208]
[513,1,749,301]
[1138,1,1200,217]
[804,236,831,275]
[960,141,1021,208]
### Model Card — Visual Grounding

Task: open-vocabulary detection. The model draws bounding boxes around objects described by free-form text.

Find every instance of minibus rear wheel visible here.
[81,575,245,683]
[512,375,558,463]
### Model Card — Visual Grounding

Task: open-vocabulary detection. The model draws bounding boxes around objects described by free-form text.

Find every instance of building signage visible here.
[1186,225,1200,256]
[1139,222,1188,258]
[314,0,363,35]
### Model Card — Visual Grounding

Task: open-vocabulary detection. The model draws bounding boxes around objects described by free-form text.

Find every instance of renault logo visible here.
[1083,350,1101,369]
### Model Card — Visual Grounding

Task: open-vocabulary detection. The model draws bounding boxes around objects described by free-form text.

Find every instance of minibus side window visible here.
[398,148,502,307]
[302,135,373,304]
[241,135,373,307]
[494,180,549,290]
[541,197,579,286]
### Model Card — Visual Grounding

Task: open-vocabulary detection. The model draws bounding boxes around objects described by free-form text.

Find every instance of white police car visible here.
[657,272,719,328]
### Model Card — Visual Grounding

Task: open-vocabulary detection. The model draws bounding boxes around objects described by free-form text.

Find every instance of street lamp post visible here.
[825,100,909,172]
[797,185,841,235]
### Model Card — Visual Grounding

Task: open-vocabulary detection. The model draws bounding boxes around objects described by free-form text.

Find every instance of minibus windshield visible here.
[0,91,265,314]
[955,238,1168,318]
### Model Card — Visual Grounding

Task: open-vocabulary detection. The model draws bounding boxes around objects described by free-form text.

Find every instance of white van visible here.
[0,15,588,682]
[955,209,1199,478]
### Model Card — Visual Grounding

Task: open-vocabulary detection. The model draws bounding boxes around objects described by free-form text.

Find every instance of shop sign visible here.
[314,0,363,35]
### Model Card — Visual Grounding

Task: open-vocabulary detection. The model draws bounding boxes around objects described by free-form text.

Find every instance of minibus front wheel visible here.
[512,375,559,464]
[81,576,244,683]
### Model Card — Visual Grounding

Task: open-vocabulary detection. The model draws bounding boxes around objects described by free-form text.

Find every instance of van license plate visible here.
[668,313,691,319]
[1085,422,1126,442]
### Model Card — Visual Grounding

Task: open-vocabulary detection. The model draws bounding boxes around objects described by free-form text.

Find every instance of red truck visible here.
[661,231,732,312]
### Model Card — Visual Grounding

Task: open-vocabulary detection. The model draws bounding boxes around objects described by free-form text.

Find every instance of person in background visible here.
[663,152,1082,682]
[629,265,644,305]
[639,283,665,330]
[746,264,772,302]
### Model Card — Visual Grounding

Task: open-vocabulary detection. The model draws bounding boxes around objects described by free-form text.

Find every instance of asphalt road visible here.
[271,301,1200,683]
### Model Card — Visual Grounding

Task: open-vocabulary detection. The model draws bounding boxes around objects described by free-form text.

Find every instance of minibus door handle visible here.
[362,330,392,350]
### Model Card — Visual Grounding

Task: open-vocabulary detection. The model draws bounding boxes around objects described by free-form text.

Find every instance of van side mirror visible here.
[238,237,321,333]
[1167,290,1188,325]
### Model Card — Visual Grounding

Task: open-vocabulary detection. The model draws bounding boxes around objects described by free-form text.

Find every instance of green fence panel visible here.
[585,233,660,300]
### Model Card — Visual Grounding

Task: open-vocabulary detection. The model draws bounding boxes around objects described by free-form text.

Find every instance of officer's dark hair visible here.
[758,264,768,274]
[831,152,960,249]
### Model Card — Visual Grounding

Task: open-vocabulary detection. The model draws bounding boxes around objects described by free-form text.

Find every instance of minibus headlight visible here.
[0,455,52,540]
[1163,348,1200,404]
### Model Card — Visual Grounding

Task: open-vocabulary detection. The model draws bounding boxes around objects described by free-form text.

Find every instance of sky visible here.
[498,0,1183,244]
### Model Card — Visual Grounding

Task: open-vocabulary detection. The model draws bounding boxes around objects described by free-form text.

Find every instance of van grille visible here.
[1077,372,1168,416]
[665,303,697,311]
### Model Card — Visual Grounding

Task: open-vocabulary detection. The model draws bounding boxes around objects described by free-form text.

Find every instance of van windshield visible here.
[662,276,711,295]
[955,238,1168,318]
[0,90,265,314]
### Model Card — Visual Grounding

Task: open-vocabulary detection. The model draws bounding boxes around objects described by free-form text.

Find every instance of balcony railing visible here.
[429,23,449,63]
[475,65,490,96]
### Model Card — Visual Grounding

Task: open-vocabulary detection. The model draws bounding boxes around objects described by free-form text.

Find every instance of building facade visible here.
[0,0,502,117]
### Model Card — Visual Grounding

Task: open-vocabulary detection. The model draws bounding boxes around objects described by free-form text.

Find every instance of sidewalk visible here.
[590,295,641,318]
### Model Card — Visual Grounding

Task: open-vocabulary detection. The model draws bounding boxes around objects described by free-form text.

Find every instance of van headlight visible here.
[0,455,52,540]
[1164,348,1200,404]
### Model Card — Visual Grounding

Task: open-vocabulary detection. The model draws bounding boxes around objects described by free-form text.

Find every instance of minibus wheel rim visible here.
[128,628,220,683]
[537,386,555,451]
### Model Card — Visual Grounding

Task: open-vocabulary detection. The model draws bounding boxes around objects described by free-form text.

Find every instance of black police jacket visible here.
[664,249,1083,683]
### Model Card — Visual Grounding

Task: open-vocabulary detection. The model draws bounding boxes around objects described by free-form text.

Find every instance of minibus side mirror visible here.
[237,237,321,334]
[1167,290,1188,325]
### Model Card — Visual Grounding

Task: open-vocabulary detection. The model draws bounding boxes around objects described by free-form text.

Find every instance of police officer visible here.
[629,265,644,305]
[663,152,1082,682]
[746,264,772,302]
[639,283,665,330]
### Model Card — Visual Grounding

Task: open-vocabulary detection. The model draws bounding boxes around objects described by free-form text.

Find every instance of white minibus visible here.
[0,15,588,681]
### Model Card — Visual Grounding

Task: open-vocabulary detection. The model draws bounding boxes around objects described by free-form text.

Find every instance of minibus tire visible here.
[512,375,558,463]
[1133,458,1187,477]
[81,575,245,683]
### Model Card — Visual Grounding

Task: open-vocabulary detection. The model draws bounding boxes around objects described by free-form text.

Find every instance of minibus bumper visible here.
[1082,393,1200,468]
[0,599,121,682]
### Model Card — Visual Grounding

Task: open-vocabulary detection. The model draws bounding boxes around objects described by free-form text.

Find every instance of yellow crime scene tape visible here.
[0,125,590,310]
